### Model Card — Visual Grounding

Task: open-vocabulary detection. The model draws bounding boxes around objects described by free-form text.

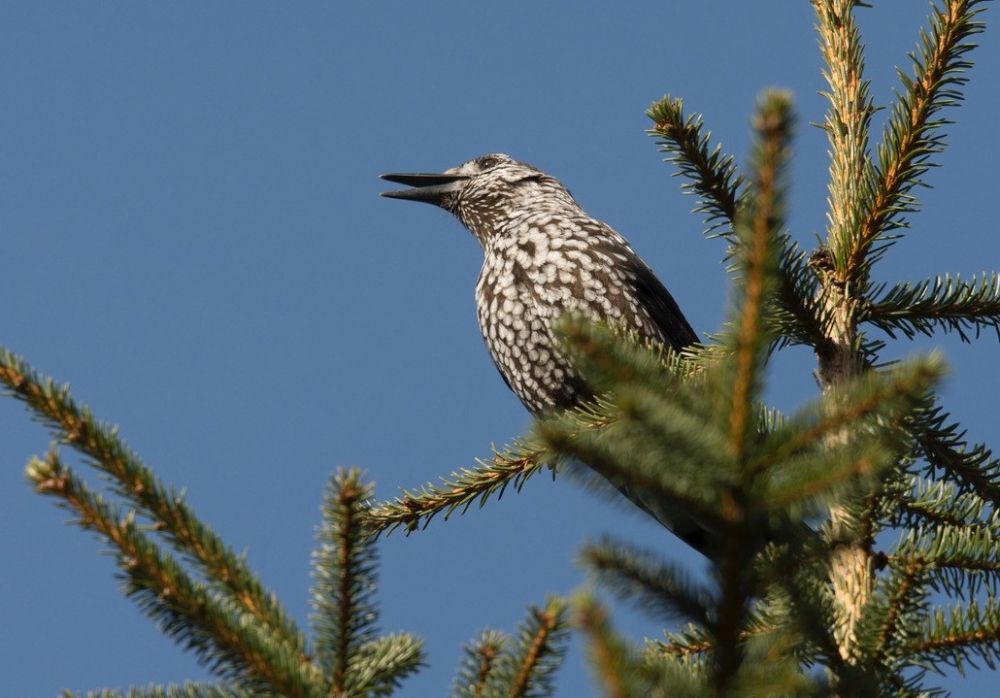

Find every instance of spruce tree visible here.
[2,1,997,695]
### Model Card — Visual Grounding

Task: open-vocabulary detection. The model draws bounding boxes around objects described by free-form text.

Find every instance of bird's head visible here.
[381,153,575,244]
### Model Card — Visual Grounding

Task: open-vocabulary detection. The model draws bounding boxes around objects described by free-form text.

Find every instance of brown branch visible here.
[903,616,1000,656]
[575,597,630,698]
[509,607,560,698]
[330,478,364,697]
[473,643,500,698]
[871,558,927,666]
[729,90,791,462]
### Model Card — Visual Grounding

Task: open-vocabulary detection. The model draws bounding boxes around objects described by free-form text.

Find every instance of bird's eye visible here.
[477,156,501,170]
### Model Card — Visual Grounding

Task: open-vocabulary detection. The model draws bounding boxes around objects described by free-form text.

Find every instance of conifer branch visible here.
[71,685,246,698]
[754,363,936,474]
[365,439,552,536]
[859,557,928,666]
[576,601,628,698]
[496,599,570,698]
[866,272,1000,341]
[771,238,833,353]
[27,453,321,696]
[705,94,794,687]
[897,525,1000,568]
[751,356,944,497]
[345,633,425,697]
[646,95,743,243]
[603,384,727,471]
[929,566,1000,603]
[652,603,829,695]
[892,476,996,530]
[311,469,381,693]
[0,350,307,658]
[580,538,713,627]
[849,0,988,282]
[370,333,695,534]
[636,653,709,698]
[655,632,713,660]
[724,90,791,462]
[909,400,1000,508]
[552,319,718,444]
[647,96,829,354]
[555,314,698,392]
[897,499,977,530]
[903,599,1000,673]
[810,0,891,640]
[451,630,507,698]
[384,321,717,541]
[537,407,728,539]
[814,0,876,273]
[574,596,651,698]
[762,549,853,684]
[652,608,812,663]
[366,337,709,539]
[762,445,889,514]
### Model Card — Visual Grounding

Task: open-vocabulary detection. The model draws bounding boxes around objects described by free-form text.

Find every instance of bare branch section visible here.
[0,350,307,658]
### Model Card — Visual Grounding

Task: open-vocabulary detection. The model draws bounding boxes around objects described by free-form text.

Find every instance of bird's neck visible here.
[460,189,581,248]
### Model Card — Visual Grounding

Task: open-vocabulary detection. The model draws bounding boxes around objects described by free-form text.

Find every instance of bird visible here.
[380,153,702,543]
[380,153,697,410]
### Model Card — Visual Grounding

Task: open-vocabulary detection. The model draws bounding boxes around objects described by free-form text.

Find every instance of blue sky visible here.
[1,2,998,695]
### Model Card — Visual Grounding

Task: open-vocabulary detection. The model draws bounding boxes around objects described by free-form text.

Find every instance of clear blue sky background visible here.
[2,3,998,696]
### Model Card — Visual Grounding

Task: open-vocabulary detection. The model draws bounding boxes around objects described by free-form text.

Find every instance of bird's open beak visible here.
[380,172,468,205]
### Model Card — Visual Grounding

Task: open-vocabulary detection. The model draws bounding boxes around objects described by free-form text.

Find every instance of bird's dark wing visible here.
[630,259,699,350]
[585,222,697,351]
